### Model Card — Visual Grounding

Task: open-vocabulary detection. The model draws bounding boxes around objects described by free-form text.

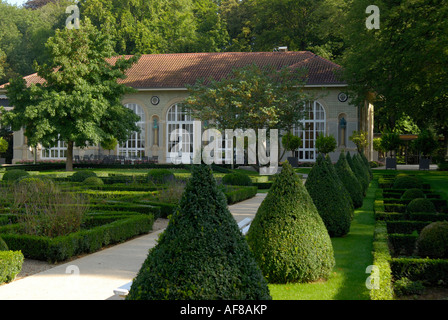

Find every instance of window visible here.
[41,140,67,159]
[166,103,197,162]
[293,101,326,161]
[118,103,146,157]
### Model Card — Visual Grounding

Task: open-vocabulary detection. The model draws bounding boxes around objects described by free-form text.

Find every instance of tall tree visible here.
[341,0,448,148]
[2,18,141,171]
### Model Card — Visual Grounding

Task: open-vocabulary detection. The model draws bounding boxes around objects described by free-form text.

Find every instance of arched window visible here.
[293,101,326,161]
[166,104,196,162]
[118,103,146,158]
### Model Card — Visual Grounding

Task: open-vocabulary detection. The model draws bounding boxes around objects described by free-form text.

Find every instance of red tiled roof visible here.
[0,51,345,90]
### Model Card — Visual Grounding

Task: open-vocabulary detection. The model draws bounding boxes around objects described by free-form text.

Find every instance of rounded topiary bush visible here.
[146,169,175,184]
[127,165,271,300]
[401,188,426,201]
[83,176,104,186]
[305,154,353,237]
[2,169,29,182]
[247,161,335,283]
[406,198,436,214]
[222,172,253,186]
[335,151,364,209]
[415,221,448,259]
[71,170,97,182]
[393,175,422,189]
[0,236,8,251]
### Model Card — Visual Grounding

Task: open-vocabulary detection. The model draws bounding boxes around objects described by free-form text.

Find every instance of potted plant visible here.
[281,132,301,167]
[412,129,438,170]
[380,131,401,170]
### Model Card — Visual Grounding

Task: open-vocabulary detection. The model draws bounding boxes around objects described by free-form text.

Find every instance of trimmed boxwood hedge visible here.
[390,258,448,287]
[0,250,24,284]
[0,214,154,262]
[222,172,253,186]
[223,186,258,205]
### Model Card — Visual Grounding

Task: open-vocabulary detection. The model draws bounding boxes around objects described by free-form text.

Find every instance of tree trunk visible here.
[66,141,74,171]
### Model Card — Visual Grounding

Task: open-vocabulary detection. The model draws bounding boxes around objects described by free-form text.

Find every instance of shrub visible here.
[222,172,253,186]
[393,277,425,297]
[83,176,104,186]
[0,236,8,251]
[315,134,337,155]
[353,153,371,189]
[247,161,335,283]
[127,165,271,300]
[346,152,368,194]
[146,169,175,184]
[335,151,364,208]
[0,250,24,284]
[406,198,437,215]
[401,188,426,201]
[2,169,29,182]
[415,221,448,259]
[393,175,422,189]
[305,154,353,237]
[71,170,97,182]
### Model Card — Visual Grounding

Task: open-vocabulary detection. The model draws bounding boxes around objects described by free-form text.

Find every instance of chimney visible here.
[278,46,288,52]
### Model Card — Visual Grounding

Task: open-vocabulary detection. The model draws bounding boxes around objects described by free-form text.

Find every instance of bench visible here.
[112,217,254,299]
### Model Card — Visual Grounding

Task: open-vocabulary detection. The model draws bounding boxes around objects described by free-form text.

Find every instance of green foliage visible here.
[401,188,426,201]
[415,221,448,259]
[83,176,104,186]
[146,169,175,184]
[2,18,140,171]
[0,250,24,284]
[222,172,253,186]
[393,175,422,189]
[380,132,402,156]
[0,236,8,251]
[247,161,335,283]
[183,64,311,134]
[127,165,271,300]
[349,130,368,153]
[282,132,301,152]
[223,186,258,204]
[2,169,29,182]
[0,137,8,154]
[406,198,437,215]
[347,153,369,194]
[100,137,118,152]
[335,151,364,208]
[305,154,353,237]
[393,277,425,297]
[412,129,439,157]
[315,134,337,155]
[71,171,98,183]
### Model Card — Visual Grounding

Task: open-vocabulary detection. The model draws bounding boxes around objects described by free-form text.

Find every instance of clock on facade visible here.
[338,92,348,103]
[151,96,160,105]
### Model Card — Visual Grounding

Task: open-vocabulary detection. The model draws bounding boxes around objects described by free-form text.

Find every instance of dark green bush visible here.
[305,154,353,237]
[222,186,258,204]
[393,277,425,297]
[393,175,422,189]
[83,176,104,186]
[400,188,426,201]
[127,165,271,300]
[390,258,448,287]
[406,198,437,215]
[335,151,364,208]
[71,170,97,182]
[0,236,8,251]
[247,161,335,283]
[353,153,371,189]
[146,169,175,184]
[346,152,368,194]
[0,250,24,284]
[415,221,448,259]
[222,172,253,186]
[2,169,30,182]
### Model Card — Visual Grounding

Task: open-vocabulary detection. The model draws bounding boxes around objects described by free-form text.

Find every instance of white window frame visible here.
[41,139,67,159]
[293,101,326,162]
[118,103,146,158]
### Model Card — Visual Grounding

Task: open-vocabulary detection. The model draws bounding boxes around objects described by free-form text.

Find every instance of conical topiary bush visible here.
[359,151,373,180]
[347,152,368,195]
[335,151,364,209]
[325,155,354,215]
[305,154,353,237]
[353,153,371,188]
[247,161,335,284]
[126,165,271,300]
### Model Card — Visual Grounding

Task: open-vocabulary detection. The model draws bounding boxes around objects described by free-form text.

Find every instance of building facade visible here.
[0,51,374,165]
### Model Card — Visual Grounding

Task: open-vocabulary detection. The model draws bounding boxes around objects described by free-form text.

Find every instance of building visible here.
[0,51,374,165]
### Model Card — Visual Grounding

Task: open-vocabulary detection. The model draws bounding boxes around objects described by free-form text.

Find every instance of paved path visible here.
[0,193,266,300]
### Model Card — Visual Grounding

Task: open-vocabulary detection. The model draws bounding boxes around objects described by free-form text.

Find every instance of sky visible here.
[4,0,27,6]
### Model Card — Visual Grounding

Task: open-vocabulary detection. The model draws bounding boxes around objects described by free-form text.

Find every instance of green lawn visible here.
[269,180,377,300]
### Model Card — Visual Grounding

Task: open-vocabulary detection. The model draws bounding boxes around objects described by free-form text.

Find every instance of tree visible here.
[0,137,8,154]
[247,161,335,283]
[412,129,438,159]
[2,18,140,171]
[100,137,118,155]
[127,165,271,300]
[380,131,401,158]
[349,130,368,153]
[315,134,337,155]
[281,132,301,159]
